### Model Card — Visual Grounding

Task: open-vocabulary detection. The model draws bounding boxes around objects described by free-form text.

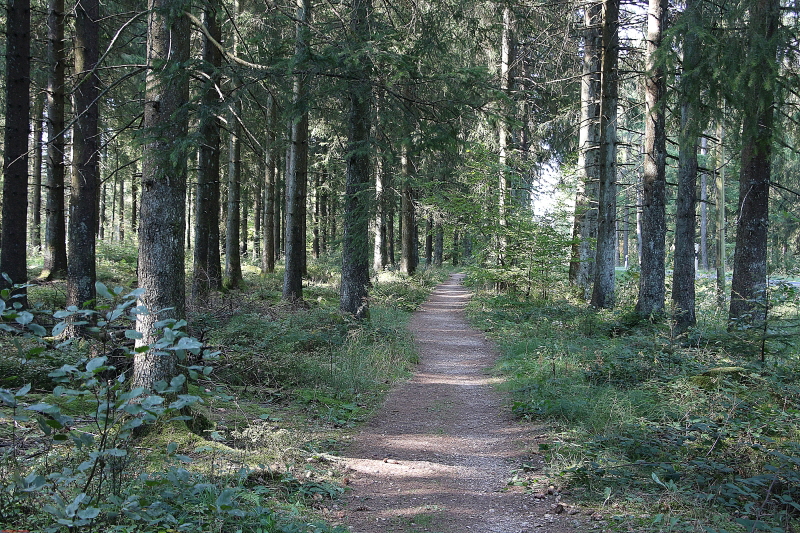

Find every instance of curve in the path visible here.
[340,273,577,533]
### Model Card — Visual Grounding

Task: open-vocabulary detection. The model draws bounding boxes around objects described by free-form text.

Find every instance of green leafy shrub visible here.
[0,282,346,533]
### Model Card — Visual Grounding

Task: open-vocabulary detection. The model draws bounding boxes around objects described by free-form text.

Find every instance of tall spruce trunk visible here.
[400,146,417,275]
[1,0,31,302]
[30,97,45,250]
[672,0,702,332]
[116,176,125,241]
[729,0,779,326]
[67,0,100,317]
[312,172,321,259]
[262,95,277,273]
[373,151,387,272]
[590,0,619,309]
[42,0,67,280]
[569,3,601,299]
[635,0,668,318]
[241,185,249,255]
[192,2,222,303]
[254,180,261,257]
[425,217,433,266]
[225,118,243,288]
[497,4,513,267]
[134,0,190,389]
[434,222,443,266]
[716,122,726,309]
[283,0,311,301]
[340,0,372,319]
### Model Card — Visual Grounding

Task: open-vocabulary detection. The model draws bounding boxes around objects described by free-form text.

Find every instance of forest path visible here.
[338,273,580,533]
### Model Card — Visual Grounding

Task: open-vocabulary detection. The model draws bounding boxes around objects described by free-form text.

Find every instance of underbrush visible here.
[1,264,445,532]
[466,275,800,533]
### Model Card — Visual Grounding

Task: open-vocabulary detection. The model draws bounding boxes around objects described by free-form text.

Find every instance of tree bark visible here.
[387,202,395,266]
[672,0,702,332]
[131,165,139,234]
[425,216,433,266]
[254,179,262,257]
[192,1,222,303]
[1,0,31,302]
[67,0,100,317]
[569,2,601,299]
[373,156,386,272]
[590,0,619,309]
[262,94,277,274]
[30,96,45,250]
[497,4,513,267]
[312,171,321,259]
[116,174,125,242]
[700,137,709,270]
[728,0,779,326]
[716,122,726,310]
[283,0,310,301]
[452,230,460,267]
[635,0,668,318]
[434,222,443,266]
[340,0,372,319]
[400,146,417,275]
[42,0,67,281]
[225,117,243,289]
[134,0,190,389]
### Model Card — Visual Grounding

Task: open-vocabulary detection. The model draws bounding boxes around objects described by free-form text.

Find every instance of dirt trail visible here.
[339,273,581,533]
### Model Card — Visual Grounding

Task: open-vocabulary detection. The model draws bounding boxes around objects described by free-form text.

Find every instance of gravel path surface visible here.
[339,273,582,533]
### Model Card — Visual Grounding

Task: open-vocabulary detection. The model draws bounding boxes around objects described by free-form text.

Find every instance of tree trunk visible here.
[373,152,387,272]
[330,192,337,248]
[497,4,513,267]
[569,2,601,299]
[700,137,709,270]
[635,0,668,318]
[99,182,107,240]
[274,167,282,261]
[134,0,190,389]
[312,171,321,259]
[186,184,192,250]
[116,174,125,242]
[729,0,779,326]
[131,165,138,234]
[67,0,99,318]
[590,0,619,309]
[254,179,261,258]
[340,0,372,319]
[425,217,433,266]
[452,230,460,267]
[1,0,31,302]
[225,114,243,288]
[240,184,248,255]
[433,221,443,266]
[716,122,726,309]
[42,0,67,281]
[192,1,222,303]
[283,0,310,301]
[30,96,45,250]
[262,94,277,273]
[672,0,702,332]
[387,203,395,266]
[400,146,417,276]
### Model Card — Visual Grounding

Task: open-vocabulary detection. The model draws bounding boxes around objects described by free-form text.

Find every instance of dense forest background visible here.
[3,0,800,530]
[2,0,800,330]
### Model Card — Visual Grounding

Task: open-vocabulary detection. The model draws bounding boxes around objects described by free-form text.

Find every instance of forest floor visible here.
[336,273,588,533]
